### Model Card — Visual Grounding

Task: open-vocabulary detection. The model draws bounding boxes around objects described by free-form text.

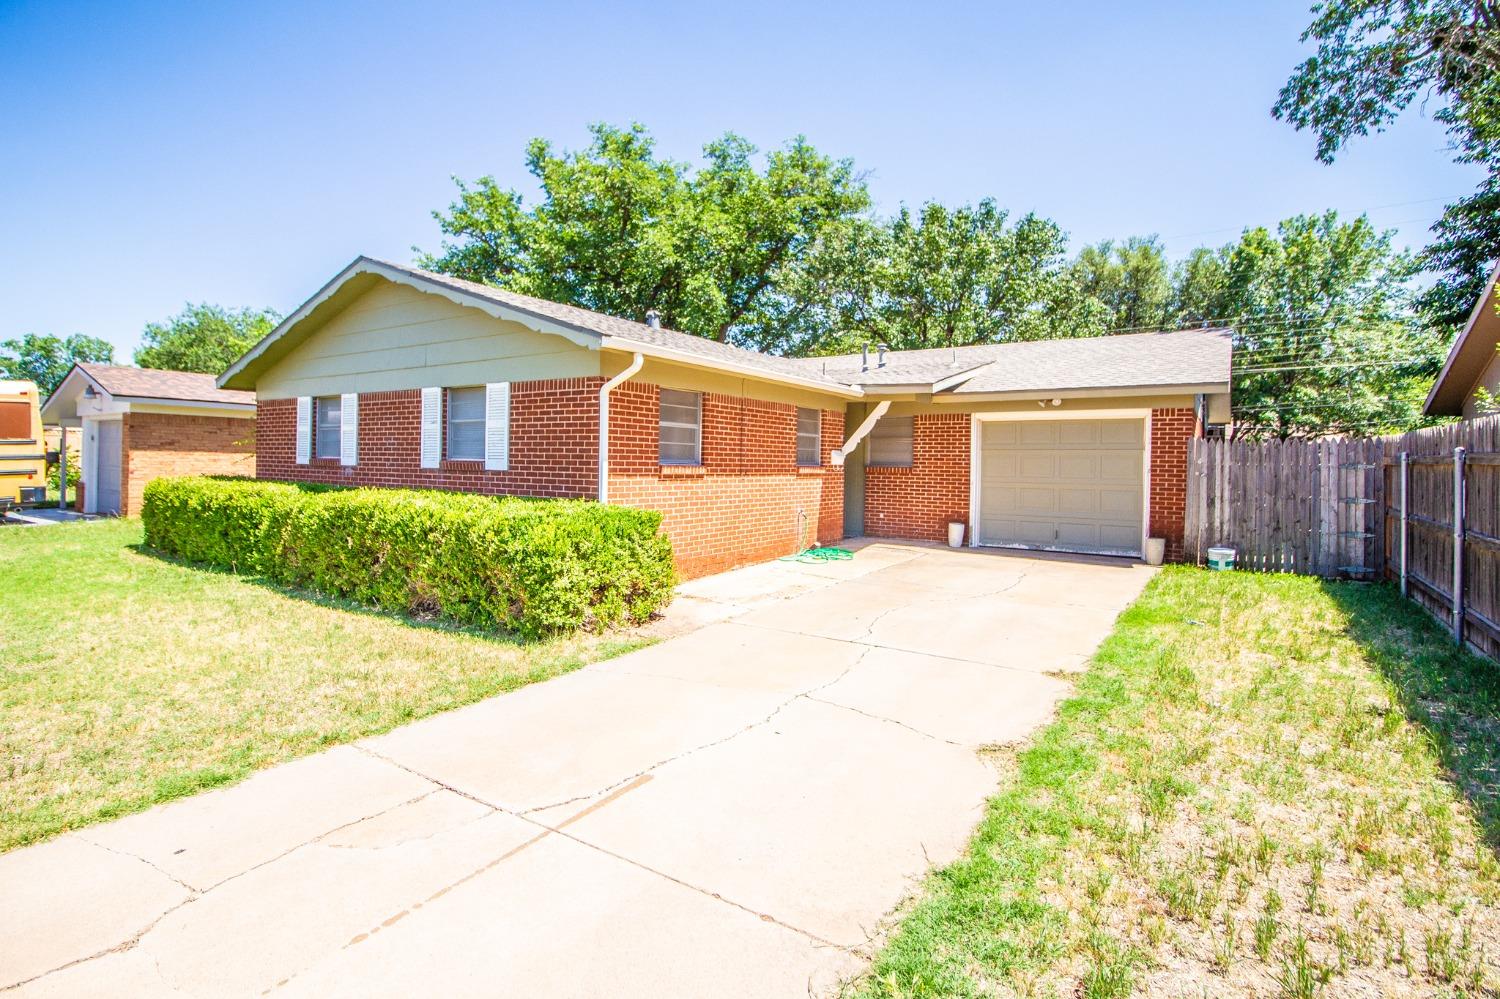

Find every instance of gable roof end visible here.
[1425,262,1500,416]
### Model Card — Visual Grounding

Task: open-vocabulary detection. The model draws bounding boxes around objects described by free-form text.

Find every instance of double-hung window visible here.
[796,408,821,466]
[445,387,486,461]
[659,389,702,465]
[314,396,342,459]
[866,415,914,467]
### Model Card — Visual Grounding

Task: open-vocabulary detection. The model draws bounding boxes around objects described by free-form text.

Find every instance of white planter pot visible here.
[1144,537,1166,566]
[947,521,965,548]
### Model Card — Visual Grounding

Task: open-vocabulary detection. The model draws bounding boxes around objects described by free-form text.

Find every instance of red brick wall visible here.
[1149,407,1198,562]
[864,413,971,543]
[255,380,601,499]
[255,378,845,580]
[607,380,845,578]
[120,412,256,516]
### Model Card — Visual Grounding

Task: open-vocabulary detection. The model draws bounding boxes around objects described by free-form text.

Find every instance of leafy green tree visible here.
[829,200,1098,351]
[0,333,114,394]
[134,304,279,374]
[1068,236,1175,331]
[422,123,871,351]
[1273,0,1500,330]
[1190,213,1444,438]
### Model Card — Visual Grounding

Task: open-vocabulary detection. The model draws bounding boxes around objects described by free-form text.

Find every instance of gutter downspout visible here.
[598,352,644,503]
[831,400,891,465]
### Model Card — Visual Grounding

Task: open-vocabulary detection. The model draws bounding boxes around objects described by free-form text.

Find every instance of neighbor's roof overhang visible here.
[221,257,865,400]
[1424,263,1500,416]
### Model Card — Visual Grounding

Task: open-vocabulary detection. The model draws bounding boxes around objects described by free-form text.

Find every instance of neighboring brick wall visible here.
[864,413,971,543]
[607,380,845,579]
[255,377,845,580]
[1149,407,1198,562]
[255,379,602,499]
[119,412,256,516]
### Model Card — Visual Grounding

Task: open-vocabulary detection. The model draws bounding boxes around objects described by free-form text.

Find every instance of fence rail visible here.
[1183,415,1500,661]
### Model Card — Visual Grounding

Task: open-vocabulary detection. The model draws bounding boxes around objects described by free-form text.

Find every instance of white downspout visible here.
[831,400,891,465]
[598,352,644,503]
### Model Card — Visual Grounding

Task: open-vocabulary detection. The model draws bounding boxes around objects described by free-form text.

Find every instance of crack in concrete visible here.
[71,832,199,895]
[803,695,964,747]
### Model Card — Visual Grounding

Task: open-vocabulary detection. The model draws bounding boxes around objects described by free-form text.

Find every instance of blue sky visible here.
[1,0,1482,357]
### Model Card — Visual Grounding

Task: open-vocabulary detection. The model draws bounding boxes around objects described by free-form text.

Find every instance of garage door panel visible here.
[1017,423,1058,446]
[1099,453,1142,482]
[1018,454,1056,478]
[1056,454,1098,479]
[1100,421,1143,447]
[979,418,1144,556]
[1058,422,1101,446]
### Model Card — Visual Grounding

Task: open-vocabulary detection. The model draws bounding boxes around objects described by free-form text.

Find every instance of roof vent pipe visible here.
[645,310,661,329]
[877,344,887,368]
[861,344,869,372]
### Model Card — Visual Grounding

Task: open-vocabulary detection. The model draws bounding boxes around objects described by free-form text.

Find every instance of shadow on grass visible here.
[1323,579,1500,851]
[127,542,542,649]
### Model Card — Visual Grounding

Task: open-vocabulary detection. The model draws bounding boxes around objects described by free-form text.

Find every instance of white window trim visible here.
[314,396,342,460]
[796,408,821,467]
[658,389,702,466]
[445,386,487,462]
[966,409,1152,555]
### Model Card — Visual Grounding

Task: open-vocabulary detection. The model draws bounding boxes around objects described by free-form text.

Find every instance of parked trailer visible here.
[0,380,47,511]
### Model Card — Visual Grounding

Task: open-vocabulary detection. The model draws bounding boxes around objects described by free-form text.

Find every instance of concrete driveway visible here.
[1,541,1154,998]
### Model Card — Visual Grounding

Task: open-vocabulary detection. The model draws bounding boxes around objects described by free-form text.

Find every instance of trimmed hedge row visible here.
[141,477,676,637]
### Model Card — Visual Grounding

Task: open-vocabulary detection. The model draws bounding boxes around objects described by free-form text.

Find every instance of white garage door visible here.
[978,419,1144,557]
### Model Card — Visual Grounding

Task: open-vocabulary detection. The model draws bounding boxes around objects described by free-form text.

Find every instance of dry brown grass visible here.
[855,568,1500,998]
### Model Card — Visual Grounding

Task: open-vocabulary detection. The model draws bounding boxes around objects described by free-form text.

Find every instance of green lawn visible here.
[856,568,1500,998]
[0,519,648,851]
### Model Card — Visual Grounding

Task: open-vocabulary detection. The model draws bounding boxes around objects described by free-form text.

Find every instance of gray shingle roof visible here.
[792,328,1231,393]
[82,364,255,405]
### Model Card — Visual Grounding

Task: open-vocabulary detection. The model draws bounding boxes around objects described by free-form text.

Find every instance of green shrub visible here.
[142,477,675,637]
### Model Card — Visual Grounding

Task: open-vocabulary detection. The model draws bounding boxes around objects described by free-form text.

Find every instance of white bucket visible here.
[1206,545,1236,571]
[947,521,965,548]
[1144,537,1166,566]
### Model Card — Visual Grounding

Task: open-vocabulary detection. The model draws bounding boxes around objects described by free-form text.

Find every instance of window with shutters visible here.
[658,389,701,466]
[314,396,342,459]
[866,415,914,467]
[445,386,486,461]
[796,407,820,466]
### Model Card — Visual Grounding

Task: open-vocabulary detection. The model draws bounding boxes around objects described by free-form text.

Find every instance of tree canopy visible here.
[422,123,871,351]
[134,303,279,374]
[1273,0,1500,331]
[0,333,114,395]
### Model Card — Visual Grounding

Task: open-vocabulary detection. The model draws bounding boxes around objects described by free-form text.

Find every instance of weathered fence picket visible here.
[1182,415,1500,661]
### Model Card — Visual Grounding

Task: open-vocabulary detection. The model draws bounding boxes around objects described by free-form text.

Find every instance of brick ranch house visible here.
[218,257,1232,578]
[41,365,256,516]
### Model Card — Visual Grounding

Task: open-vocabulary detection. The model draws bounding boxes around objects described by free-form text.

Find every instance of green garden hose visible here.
[780,546,855,564]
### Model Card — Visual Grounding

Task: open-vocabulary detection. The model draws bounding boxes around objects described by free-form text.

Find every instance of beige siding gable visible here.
[256,282,600,398]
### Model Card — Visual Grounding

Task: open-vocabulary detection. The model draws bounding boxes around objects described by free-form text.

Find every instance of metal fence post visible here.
[1399,451,1409,597]
[1453,446,1466,644]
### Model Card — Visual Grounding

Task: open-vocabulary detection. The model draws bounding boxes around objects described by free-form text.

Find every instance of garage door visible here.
[978,419,1144,556]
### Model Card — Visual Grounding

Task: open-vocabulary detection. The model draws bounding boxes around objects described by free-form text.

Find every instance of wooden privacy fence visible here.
[1184,415,1500,661]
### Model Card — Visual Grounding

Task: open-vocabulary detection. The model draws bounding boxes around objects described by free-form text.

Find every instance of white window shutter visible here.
[340,393,358,466]
[484,382,509,471]
[420,387,441,469]
[295,397,311,465]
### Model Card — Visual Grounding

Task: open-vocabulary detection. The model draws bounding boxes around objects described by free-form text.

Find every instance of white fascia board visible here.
[932,382,1228,403]
[598,338,865,399]
[123,398,258,416]
[219,257,603,390]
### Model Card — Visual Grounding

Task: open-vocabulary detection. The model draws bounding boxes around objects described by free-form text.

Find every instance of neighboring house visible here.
[1426,262,1500,419]
[41,365,256,516]
[219,257,1232,577]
